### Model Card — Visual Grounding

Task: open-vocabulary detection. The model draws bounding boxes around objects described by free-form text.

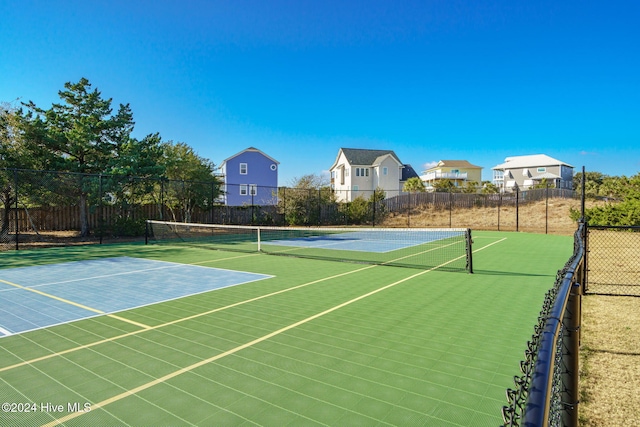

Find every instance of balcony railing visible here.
[422,171,468,181]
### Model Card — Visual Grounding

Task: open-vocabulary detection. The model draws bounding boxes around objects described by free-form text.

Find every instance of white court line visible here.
[0,326,12,336]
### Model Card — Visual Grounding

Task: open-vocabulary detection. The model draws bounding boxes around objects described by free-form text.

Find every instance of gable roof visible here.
[427,160,482,171]
[220,147,279,166]
[401,164,420,181]
[332,148,403,169]
[492,154,573,170]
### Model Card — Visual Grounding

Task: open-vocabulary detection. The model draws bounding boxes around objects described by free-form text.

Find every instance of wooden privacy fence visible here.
[2,205,159,232]
[1,204,285,233]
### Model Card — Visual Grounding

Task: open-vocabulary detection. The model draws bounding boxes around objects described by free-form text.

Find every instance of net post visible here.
[466,228,473,274]
[145,220,149,245]
[257,226,261,252]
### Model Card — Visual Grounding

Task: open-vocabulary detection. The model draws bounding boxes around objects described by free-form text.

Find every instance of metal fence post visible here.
[282,187,286,226]
[546,183,549,234]
[449,189,453,228]
[372,192,376,226]
[516,187,519,232]
[14,168,19,250]
[99,174,103,244]
[211,181,215,223]
[407,192,411,228]
[160,179,165,221]
[318,189,322,226]
[563,275,582,427]
[498,192,501,231]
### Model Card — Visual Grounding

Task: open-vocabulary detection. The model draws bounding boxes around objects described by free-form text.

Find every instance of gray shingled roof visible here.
[340,148,403,166]
[402,164,419,181]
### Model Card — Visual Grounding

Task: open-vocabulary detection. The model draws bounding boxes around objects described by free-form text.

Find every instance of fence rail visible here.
[502,222,586,426]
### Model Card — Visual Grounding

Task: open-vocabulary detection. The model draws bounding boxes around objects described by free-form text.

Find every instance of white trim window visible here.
[355,168,369,177]
[249,184,257,196]
[239,184,248,195]
[383,167,388,175]
[240,163,248,175]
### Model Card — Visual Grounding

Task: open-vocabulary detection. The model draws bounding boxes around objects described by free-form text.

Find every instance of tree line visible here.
[571,171,640,226]
[1,78,220,236]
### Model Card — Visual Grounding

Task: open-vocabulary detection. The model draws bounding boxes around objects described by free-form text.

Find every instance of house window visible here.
[353,185,359,192]
[383,167,388,175]
[356,168,369,177]
[240,163,248,175]
[249,184,257,196]
[537,167,547,173]
[239,184,248,195]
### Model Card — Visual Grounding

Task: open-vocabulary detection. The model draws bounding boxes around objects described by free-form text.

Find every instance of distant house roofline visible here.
[424,160,482,172]
[220,147,280,167]
[492,154,573,170]
[330,147,403,170]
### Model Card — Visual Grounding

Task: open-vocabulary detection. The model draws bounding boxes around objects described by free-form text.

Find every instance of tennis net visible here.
[145,220,473,272]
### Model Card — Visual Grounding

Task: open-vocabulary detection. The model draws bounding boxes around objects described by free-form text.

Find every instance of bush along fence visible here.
[1,168,577,250]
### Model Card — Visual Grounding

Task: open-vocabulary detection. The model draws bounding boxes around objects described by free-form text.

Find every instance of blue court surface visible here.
[0,257,272,337]
[262,229,463,253]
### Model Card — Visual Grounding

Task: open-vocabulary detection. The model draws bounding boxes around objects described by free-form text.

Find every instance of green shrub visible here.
[110,216,147,237]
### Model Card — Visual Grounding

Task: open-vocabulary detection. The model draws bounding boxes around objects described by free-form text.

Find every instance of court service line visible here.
[0,279,152,330]
[41,254,467,427]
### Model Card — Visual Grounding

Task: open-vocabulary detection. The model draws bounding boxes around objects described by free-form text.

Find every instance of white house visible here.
[492,154,574,192]
[329,148,417,202]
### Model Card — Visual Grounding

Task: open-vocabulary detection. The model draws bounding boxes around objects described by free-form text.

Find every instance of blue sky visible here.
[2,0,639,185]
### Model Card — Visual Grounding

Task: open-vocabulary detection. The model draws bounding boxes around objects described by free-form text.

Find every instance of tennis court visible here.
[0,229,572,426]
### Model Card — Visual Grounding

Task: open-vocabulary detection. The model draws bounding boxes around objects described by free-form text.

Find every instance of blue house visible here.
[219,147,279,206]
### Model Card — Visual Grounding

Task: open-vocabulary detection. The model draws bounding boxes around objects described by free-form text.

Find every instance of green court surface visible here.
[0,231,572,426]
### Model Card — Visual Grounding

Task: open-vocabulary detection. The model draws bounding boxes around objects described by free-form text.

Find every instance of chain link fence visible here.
[586,225,640,296]
[1,168,578,250]
[503,223,585,426]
